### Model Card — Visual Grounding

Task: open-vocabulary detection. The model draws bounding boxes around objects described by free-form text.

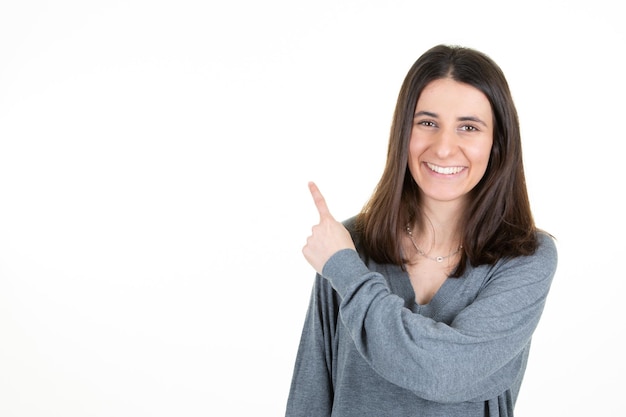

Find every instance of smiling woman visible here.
[409,78,494,209]
[287,44,558,417]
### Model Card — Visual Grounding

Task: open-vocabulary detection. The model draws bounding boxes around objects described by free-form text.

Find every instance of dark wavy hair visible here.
[355,44,538,277]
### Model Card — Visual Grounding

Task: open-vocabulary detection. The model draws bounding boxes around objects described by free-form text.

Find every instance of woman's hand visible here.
[302,182,356,275]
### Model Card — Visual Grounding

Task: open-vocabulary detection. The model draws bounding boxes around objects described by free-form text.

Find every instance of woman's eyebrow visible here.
[413,110,438,119]
[458,116,488,127]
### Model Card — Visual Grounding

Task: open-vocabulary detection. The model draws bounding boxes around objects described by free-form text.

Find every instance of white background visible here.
[0,1,624,415]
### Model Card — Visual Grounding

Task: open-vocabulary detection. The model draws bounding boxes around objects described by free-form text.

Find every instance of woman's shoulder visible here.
[535,230,558,264]
[492,230,558,280]
[341,215,370,262]
[342,215,362,247]
[342,215,359,232]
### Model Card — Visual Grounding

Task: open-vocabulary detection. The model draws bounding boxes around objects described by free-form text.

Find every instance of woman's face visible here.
[408,77,494,207]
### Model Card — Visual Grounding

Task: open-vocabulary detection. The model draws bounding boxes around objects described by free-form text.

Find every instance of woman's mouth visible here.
[425,162,465,175]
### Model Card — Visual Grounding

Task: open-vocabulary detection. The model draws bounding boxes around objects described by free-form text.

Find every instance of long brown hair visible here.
[355,44,538,277]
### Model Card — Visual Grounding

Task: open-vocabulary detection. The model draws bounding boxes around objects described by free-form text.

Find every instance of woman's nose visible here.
[431,128,457,158]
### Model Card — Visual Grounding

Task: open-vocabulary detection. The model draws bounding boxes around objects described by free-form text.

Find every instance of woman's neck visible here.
[412,200,463,254]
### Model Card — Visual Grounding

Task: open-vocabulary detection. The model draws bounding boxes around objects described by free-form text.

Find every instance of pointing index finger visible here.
[308,181,333,220]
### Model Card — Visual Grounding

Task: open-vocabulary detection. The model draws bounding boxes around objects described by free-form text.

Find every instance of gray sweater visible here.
[286,219,557,417]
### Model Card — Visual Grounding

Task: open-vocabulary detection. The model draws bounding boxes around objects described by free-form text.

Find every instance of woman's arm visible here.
[321,235,557,403]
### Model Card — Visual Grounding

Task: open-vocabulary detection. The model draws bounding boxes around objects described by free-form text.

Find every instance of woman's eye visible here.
[459,125,478,132]
[418,120,436,127]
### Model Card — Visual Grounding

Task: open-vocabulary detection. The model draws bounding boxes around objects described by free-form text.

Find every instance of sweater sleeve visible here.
[285,275,339,417]
[320,234,557,403]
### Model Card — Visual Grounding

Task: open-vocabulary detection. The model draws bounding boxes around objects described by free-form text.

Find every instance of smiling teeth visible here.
[426,163,464,175]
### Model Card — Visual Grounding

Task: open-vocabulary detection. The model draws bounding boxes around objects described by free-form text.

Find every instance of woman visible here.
[286,45,557,417]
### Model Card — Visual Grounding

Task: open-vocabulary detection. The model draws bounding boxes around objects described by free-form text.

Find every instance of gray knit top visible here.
[286,217,557,417]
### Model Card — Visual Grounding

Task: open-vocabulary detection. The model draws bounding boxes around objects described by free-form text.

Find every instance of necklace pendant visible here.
[436,256,444,262]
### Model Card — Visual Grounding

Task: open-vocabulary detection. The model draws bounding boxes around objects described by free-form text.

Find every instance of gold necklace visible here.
[405,225,462,263]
